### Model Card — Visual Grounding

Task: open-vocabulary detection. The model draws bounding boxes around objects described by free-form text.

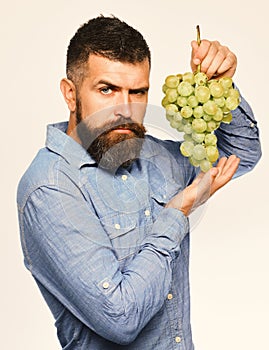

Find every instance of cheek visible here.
[79,94,109,120]
[131,102,147,123]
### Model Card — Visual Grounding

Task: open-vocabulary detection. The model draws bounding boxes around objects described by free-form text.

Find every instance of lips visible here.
[112,128,132,134]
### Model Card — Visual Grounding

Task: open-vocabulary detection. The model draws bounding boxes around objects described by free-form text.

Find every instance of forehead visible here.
[85,54,150,88]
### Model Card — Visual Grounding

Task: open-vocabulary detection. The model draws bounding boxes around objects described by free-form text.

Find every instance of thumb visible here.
[191,40,201,67]
[191,40,199,51]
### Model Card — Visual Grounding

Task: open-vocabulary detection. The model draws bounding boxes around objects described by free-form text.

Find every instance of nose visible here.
[114,93,132,119]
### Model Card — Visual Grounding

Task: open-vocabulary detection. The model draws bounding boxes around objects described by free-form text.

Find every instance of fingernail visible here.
[193,58,200,65]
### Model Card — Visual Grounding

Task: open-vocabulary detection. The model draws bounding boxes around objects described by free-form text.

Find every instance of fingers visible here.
[220,155,240,179]
[191,40,237,79]
[211,155,240,194]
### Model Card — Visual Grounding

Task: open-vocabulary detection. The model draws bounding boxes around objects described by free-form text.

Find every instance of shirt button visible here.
[250,122,255,128]
[102,282,110,289]
[121,175,128,181]
[167,293,173,300]
[175,336,181,343]
[115,224,121,230]
[144,209,150,217]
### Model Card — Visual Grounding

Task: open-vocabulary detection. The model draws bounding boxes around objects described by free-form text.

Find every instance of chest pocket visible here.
[100,213,140,261]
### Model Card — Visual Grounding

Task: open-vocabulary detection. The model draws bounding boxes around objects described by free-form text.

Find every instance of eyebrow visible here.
[95,79,149,93]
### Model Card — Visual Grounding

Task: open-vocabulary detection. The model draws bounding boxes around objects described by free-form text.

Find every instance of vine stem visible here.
[196,25,201,73]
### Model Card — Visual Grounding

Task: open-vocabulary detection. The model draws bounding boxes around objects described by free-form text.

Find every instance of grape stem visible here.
[196,25,201,73]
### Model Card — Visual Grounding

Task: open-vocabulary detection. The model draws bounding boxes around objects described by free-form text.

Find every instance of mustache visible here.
[95,117,143,133]
[76,117,146,150]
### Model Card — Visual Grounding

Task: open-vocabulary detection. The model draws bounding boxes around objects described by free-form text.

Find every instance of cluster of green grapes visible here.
[162,71,240,172]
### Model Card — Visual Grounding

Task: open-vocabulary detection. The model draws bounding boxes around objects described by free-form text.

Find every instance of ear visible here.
[60,78,77,112]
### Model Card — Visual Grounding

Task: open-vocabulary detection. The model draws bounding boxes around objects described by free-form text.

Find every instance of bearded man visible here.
[17,15,261,350]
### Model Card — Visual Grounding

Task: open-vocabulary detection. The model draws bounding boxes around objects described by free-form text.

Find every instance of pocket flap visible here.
[100,213,136,239]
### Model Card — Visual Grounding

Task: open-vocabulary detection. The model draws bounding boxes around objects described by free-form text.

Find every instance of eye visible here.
[100,87,113,95]
[130,89,148,96]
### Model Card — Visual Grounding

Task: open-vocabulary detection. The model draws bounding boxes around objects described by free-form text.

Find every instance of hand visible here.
[165,155,240,216]
[190,40,237,80]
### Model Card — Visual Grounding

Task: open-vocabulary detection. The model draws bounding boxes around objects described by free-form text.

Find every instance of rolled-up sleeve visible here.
[215,88,262,177]
[19,180,189,345]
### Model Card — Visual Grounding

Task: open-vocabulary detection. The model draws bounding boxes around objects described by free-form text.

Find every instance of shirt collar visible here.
[45,122,163,170]
[45,121,97,169]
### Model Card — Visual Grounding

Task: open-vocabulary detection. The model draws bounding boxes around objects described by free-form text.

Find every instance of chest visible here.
[80,157,187,264]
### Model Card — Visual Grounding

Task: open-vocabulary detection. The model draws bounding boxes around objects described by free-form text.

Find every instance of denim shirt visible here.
[17,94,261,350]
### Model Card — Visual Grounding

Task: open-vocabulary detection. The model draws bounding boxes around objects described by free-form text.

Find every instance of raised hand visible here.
[190,40,237,80]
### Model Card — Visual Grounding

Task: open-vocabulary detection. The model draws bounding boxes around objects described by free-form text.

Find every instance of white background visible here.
[1,0,268,349]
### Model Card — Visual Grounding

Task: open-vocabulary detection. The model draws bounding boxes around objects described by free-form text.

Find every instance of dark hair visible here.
[66,15,151,86]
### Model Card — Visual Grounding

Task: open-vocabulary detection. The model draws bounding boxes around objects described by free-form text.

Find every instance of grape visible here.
[192,132,205,143]
[184,133,193,142]
[166,88,178,103]
[187,95,199,108]
[219,77,233,89]
[204,133,217,146]
[174,112,183,122]
[189,156,201,167]
[206,120,217,132]
[177,96,188,107]
[203,100,218,116]
[203,113,212,122]
[206,145,219,163]
[192,144,206,161]
[214,96,225,108]
[183,123,193,135]
[192,118,207,133]
[178,82,194,97]
[225,96,239,110]
[176,123,184,132]
[170,119,182,129]
[165,103,178,116]
[222,112,233,124]
[162,69,239,172]
[162,84,168,93]
[228,88,240,100]
[200,159,212,173]
[180,141,194,157]
[195,85,210,103]
[183,72,195,85]
[193,106,204,119]
[209,81,224,98]
[181,105,193,119]
[212,107,223,122]
[194,72,208,85]
[165,75,180,88]
[162,96,170,107]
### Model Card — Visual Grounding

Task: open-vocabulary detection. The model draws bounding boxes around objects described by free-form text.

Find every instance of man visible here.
[17,15,261,349]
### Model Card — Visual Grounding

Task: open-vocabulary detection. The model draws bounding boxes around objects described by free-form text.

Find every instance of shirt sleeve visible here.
[215,87,262,177]
[20,180,189,345]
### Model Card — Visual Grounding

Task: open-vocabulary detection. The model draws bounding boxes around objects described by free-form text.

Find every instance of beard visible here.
[75,102,146,170]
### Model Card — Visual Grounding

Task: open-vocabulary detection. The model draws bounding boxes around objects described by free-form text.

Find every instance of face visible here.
[76,54,149,124]
[69,54,150,169]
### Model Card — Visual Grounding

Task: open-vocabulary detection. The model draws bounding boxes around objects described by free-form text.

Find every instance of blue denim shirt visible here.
[17,94,261,350]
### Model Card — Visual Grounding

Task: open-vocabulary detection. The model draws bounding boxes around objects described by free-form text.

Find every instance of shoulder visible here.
[17,147,75,210]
